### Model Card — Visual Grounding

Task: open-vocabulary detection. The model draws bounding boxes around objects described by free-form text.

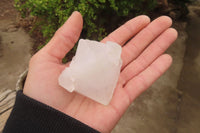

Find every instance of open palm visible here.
[23,12,177,133]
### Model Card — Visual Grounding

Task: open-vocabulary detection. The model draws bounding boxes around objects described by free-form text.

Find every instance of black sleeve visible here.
[3,90,100,133]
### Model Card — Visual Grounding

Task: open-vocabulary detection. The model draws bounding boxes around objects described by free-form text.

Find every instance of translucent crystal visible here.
[58,39,122,105]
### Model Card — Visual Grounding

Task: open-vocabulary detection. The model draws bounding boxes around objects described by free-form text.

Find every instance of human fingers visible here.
[121,28,177,84]
[101,15,150,45]
[43,11,83,62]
[121,16,172,69]
[124,54,172,102]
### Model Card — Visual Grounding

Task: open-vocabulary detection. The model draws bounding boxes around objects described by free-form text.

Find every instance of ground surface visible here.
[0,0,200,133]
[0,0,32,131]
[175,5,200,133]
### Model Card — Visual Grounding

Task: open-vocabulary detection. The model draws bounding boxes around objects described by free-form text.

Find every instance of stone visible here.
[59,39,122,105]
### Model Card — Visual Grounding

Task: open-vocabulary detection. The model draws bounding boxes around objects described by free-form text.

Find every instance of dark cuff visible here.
[3,90,100,133]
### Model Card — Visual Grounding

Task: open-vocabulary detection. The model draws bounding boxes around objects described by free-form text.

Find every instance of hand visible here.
[23,11,177,133]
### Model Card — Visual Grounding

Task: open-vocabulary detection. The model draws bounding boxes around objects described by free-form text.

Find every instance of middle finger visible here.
[121,16,172,69]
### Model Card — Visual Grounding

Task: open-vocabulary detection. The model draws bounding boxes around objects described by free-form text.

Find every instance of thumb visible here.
[43,11,83,61]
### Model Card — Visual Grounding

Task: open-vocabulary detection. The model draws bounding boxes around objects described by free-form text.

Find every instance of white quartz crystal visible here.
[58,39,122,105]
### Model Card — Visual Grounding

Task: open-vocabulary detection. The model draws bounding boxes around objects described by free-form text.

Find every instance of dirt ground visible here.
[0,0,32,131]
[175,5,200,133]
[0,0,200,133]
[0,0,32,92]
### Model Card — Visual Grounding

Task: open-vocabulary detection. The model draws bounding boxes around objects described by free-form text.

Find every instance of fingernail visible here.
[67,11,76,20]
[71,11,78,16]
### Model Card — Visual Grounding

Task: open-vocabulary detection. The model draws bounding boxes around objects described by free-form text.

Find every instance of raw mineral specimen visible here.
[58,39,122,105]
